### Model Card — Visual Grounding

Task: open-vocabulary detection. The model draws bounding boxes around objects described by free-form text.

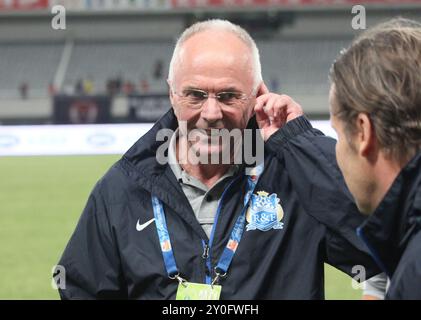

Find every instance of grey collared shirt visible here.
[168,130,238,238]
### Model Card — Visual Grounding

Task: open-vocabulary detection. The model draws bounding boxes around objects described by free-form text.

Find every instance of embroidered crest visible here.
[246,191,284,232]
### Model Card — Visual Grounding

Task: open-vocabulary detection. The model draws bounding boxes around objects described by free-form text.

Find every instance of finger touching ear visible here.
[256,82,270,97]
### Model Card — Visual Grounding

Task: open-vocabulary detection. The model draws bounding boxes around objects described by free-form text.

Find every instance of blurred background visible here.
[0,0,420,299]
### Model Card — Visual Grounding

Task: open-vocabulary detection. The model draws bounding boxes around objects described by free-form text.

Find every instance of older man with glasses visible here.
[56,19,379,300]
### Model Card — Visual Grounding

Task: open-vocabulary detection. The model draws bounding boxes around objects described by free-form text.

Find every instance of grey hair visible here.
[168,19,263,92]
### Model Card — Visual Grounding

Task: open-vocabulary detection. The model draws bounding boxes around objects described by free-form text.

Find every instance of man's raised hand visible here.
[254,83,304,141]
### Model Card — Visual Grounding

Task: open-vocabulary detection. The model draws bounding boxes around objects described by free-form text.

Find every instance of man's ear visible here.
[256,82,269,97]
[356,113,377,159]
[167,80,178,117]
[167,80,175,105]
[169,88,174,105]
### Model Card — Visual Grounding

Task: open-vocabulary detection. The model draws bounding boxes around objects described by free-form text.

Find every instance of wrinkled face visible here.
[169,31,257,159]
[329,85,373,214]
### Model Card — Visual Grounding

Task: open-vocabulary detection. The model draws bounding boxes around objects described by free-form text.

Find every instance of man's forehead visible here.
[175,66,253,92]
[175,33,253,86]
[182,83,244,92]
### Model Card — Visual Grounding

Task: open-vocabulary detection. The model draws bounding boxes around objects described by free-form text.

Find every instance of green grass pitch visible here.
[0,155,362,299]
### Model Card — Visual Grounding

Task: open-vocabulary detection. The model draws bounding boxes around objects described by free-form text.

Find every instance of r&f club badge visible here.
[246,191,284,232]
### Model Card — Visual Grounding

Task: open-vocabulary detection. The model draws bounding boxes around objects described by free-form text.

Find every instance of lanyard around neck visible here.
[151,164,263,285]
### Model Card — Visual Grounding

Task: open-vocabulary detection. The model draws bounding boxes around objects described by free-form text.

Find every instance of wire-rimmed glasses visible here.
[172,88,255,110]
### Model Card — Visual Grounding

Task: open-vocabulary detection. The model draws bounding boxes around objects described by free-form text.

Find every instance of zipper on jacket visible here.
[201,240,211,284]
[202,243,209,259]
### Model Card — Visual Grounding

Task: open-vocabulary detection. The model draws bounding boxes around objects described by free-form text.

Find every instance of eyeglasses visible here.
[172,88,254,110]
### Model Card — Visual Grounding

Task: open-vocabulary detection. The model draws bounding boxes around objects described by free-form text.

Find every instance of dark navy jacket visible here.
[57,110,378,299]
[358,152,421,300]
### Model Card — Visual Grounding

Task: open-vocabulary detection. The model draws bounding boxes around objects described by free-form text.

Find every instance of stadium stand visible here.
[0,37,352,121]
[62,38,351,96]
[0,1,419,123]
[64,41,172,94]
[0,42,63,98]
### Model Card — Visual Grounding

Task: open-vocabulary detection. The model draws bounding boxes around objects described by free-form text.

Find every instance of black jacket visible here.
[57,110,378,299]
[357,152,421,300]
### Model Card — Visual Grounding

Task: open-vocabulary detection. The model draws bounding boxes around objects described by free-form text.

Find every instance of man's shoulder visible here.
[400,231,421,269]
[387,231,421,299]
[265,116,337,159]
[93,158,140,203]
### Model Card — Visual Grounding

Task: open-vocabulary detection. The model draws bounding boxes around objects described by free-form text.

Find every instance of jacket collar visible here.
[119,109,205,236]
[358,151,421,276]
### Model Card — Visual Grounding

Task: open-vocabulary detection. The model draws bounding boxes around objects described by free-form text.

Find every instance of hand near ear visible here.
[254,83,304,141]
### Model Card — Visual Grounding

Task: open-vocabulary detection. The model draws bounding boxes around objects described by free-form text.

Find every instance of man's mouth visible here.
[187,128,227,147]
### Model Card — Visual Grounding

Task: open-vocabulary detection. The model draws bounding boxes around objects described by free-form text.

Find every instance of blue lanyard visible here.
[151,164,263,283]
[151,195,179,277]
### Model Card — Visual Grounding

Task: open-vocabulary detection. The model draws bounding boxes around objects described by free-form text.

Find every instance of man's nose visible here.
[201,97,223,123]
